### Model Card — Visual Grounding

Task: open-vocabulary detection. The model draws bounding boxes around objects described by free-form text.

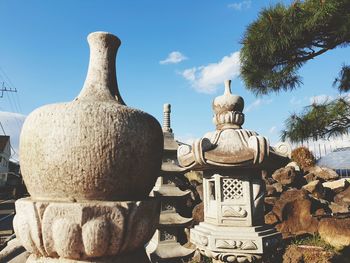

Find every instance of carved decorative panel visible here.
[160,230,175,241]
[222,178,243,201]
[161,202,174,212]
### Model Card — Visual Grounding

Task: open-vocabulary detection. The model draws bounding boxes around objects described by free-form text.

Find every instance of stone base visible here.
[13,198,160,262]
[147,242,195,262]
[146,229,195,262]
[191,222,281,262]
[26,248,150,263]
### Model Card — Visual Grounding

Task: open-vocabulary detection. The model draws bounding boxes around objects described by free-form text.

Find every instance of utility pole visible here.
[0,82,17,98]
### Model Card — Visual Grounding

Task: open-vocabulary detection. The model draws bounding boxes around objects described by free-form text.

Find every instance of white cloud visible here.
[0,111,26,161]
[309,94,333,104]
[245,98,273,112]
[181,51,241,94]
[160,51,187,65]
[228,0,251,10]
[290,96,302,106]
[269,126,277,134]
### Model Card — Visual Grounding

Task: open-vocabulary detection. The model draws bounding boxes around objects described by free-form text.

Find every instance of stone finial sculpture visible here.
[178,80,289,263]
[162,103,172,133]
[146,104,195,262]
[14,32,163,262]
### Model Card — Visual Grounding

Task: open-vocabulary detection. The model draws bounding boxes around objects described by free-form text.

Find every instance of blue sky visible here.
[0,0,349,160]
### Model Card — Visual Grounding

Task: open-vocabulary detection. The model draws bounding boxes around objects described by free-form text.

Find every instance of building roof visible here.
[317,147,350,169]
[0,135,10,152]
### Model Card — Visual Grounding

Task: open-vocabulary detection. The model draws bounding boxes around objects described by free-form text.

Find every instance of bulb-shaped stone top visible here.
[78,32,125,104]
[19,32,163,201]
[212,80,245,129]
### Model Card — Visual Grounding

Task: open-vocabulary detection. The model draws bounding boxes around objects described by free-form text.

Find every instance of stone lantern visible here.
[178,80,289,263]
[146,104,195,262]
[14,32,163,263]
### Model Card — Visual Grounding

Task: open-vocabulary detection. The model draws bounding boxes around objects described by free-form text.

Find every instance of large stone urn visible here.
[178,80,289,263]
[14,32,163,262]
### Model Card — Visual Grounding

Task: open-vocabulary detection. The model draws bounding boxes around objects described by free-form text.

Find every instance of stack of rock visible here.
[264,158,350,249]
[146,104,195,262]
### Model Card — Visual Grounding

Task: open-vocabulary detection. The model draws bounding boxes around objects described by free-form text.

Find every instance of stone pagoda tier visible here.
[147,104,195,262]
[178,80,290,263]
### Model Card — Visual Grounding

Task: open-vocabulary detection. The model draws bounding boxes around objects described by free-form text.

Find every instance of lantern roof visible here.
[178,80,290,170]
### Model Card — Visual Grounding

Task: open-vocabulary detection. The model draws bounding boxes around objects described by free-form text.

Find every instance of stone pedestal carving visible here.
[146,104,195,262]
[15,198,159,263]
[178,80,289,263]
[15,32,163,262]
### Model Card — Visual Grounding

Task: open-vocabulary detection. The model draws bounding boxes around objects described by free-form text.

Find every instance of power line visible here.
[0,121,6,135]
[0,69,23,132]
[0,66,16,90]
[0,66,23,115]
[0,120,20,162]
[6,93,22,131]
[0,82,17,98]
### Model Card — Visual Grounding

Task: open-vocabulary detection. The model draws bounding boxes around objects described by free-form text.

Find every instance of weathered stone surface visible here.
[19,32,163,201]
[196,184,204,201]
[0,238,29,263]
[328,202,349,213]
[302,180,320,193]
[334,186,350,205]
[146,105,195,263]
[273,189,319,238]
[283,245,335,263]
[323,179,349,194]
[192,202,204,225]
[318,218,350,250]
[264,197,278,213]
[13,198,159,260]
[272,167,297,186]
[266,184,277,196]
[304,172,319,183]
[26,248,151,263]
[302,180,325,199]
[265,197,278,206]
[282,245,304,263]
[306,166,339,182]
[13,32,163,263]
[185,171,203,185]
[265,211,279,225]
[274,142,292,159]
[180,81,283,262]
[286,161,301,172]
[272,182,284,193]
[262,170,276,186]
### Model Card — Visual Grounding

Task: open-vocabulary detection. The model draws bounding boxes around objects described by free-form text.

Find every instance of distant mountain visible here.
[0,111,26,161]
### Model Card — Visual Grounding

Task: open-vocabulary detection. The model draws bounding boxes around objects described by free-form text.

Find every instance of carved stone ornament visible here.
[182,80,284,263]
[19,32,163,201]
[13,198,159,260]
[203,250,262,263]
[222,206,247,218]
[215,240,258,250]
[177,80,270,170]
[14,31,163,263]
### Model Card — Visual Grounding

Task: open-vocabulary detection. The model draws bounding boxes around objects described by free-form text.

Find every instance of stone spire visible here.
[212,80,245,130]
[162,103,172,133]
[146,104,194,262]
